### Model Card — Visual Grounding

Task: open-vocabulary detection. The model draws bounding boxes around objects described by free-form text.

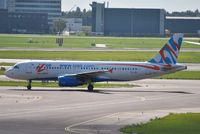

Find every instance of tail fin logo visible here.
[149,34,183,66]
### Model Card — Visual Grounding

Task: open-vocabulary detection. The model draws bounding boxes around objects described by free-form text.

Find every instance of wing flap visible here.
[60,69,112,81]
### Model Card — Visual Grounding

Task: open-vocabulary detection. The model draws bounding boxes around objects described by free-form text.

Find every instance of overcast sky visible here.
[62,0,200,12]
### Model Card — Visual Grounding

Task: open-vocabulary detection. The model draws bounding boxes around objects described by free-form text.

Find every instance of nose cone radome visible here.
[5,69,14,78]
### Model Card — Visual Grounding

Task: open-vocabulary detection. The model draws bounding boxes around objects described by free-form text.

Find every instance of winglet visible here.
[148,34,183,65]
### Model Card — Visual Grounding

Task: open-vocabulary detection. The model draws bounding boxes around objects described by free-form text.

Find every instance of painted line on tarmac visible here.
[184,41,200,46]
[65,113,118,134]
[64,93,198,133]
[65,107,200,134]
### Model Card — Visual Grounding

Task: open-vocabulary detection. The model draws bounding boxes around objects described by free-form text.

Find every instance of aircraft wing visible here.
[60,69,112,82]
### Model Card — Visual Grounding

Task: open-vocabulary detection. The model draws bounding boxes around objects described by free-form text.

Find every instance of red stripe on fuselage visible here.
[162,64,172,68]
[97,63,160,70]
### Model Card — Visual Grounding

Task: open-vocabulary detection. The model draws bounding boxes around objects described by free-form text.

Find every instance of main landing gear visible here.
[27,80,32,90]
[87,84,94,92]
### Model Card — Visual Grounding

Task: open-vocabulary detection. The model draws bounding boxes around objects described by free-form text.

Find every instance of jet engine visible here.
[58,75,83,87]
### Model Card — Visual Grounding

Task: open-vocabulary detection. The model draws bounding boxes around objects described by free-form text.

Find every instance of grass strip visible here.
[0,51,199,63]
[0,34,200,48]
[0,81,135,88]
[0,70,5,75]
[0,63,14,66]
[157,71,200,80]
[121,113,200,134]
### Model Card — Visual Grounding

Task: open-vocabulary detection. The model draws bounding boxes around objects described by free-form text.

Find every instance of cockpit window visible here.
[13,65,19,69]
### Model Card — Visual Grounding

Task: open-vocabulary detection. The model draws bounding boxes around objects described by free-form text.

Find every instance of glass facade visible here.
[0,9,49,34]
[0,0,7,9]
[7,0,61,25]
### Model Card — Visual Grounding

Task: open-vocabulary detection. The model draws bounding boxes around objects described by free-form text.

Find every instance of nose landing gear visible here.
[27,80,32,90]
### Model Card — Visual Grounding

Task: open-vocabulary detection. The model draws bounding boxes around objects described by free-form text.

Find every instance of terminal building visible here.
[0,9,49,34]
[7,0,61,25]
[0,0,7,9]
[91,2,165,37]
[0,0,62,34]
[0,9,8,33]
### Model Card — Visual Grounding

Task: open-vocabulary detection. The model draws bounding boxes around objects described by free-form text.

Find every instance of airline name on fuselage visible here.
[36,63,98,73]
[42,64,96,68]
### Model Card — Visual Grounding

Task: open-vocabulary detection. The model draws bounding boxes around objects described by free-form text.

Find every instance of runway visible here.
[0,79,199,134]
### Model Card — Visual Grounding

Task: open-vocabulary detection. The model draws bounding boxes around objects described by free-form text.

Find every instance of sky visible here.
[62,0,200,12]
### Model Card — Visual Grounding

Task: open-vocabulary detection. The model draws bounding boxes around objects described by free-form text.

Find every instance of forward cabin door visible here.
[25,63,34,79]
[25,63,33,74]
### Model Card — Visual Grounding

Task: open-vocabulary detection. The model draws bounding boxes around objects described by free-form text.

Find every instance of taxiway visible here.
[0,79,199,134]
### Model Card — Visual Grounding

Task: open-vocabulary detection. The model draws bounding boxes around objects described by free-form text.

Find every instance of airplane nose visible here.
[5,69,13,78]
[5,69,9,77]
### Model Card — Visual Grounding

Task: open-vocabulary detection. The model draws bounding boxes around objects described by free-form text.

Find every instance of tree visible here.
[62,7,92,18]
[74,7,82,18]
[195,9,200,16]
[52,19,66,34]
[166,9,200,17]
[83,9,86,13]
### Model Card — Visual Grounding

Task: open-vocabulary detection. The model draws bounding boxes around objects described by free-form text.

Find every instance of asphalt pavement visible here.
[0,79,199,134]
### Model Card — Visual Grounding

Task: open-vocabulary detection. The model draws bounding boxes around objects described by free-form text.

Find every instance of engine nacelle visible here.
[58,75,83,87]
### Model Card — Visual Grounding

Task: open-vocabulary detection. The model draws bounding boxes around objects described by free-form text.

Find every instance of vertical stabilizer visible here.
[149,34,183,65]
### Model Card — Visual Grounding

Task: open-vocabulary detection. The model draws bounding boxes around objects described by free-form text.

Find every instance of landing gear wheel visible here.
[87,84,94,92]
[27,80,32,90]
[27,85,32,90]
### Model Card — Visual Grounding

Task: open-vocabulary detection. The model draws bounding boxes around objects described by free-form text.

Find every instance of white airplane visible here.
[5,34,187,91]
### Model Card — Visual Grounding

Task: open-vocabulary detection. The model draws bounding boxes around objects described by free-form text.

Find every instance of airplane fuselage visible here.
[6,60,186,82]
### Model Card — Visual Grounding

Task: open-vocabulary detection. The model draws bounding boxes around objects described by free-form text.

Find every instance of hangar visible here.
[165,16,200,36]
[91,2,200,37]
[91,2,165,37]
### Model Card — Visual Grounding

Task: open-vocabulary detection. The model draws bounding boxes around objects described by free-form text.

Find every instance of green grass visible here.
[0,51,199,63]
[0,63,14,66]
[0,34,199,48]
[0,70,5,75]
[157,71,200,80]
[0,81,58,87]
[0,66,6,75]
[121,113,200,134]
[0,81,135,88]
